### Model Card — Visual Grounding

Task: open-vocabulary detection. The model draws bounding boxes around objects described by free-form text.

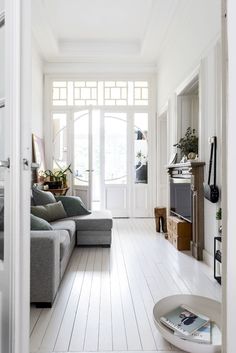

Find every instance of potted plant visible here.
[41,164,73,189]
[174,127,198,160]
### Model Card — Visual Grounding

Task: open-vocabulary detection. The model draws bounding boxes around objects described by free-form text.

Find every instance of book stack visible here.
[160,305,221,344]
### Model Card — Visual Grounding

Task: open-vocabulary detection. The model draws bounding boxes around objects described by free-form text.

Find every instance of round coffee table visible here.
[153,294,221,353]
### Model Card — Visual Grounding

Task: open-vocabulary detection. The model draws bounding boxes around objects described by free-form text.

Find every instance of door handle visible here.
[0,11,5,28]
[85,169,94,172]
[0,98,5,109]
[0,158,10,168]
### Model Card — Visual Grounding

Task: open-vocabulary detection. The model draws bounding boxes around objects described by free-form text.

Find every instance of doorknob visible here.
[0,158,10,168]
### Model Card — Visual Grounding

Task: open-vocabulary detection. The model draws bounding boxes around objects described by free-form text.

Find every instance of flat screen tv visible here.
[170,178,192,222]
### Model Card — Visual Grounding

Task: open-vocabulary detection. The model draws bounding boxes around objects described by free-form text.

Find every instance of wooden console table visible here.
[167,161,205,260]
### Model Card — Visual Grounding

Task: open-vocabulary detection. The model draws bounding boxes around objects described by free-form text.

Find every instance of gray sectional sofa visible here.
[30,189,112,307]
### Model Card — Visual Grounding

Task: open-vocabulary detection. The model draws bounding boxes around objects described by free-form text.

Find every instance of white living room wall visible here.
[156,0,221,259]
[32,39,44,138]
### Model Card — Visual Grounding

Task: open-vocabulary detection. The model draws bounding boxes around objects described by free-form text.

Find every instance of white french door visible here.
[73,109,93,208]
[0,0,31,352]
[72,109,129,216]
[52,107,154,217]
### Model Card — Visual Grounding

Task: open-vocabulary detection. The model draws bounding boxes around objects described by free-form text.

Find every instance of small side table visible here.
[45,187,69,196]
[154,207,167,233]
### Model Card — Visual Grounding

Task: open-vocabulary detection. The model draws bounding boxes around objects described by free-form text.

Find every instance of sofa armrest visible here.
[30,230,60,306]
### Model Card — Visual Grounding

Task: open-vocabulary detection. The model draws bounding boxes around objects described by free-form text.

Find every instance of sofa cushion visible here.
[55,196,91,216]
[32,186,56,206]
[50,220,76,239]
[59,230,71,261]
[31,214,53,231]
[68,210,113,231]
[31,201,67,222]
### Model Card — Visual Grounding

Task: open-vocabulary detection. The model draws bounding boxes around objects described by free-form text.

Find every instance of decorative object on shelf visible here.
[40,164,73,189]
[214,236,222,285]
[32,134,46,184]
[216,208,222,235]
[216,208,222,220]
[173,127,198,159]
[168,152,177,165]
[203,136,219,203]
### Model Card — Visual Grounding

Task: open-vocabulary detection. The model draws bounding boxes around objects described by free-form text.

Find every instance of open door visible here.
[0,0,31,352]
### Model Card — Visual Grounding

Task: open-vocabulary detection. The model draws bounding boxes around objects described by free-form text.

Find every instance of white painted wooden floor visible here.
[30,218,221,353]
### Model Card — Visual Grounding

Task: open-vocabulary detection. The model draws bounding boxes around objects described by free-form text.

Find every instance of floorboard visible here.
[30,218,221,353]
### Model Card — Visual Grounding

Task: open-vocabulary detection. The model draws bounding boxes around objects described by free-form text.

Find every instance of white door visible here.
[0,0,31,352]
[103,111,129,217]
[73,109,93,208]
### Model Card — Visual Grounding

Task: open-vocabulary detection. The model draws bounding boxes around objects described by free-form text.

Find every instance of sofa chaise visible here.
[30,188,112,307]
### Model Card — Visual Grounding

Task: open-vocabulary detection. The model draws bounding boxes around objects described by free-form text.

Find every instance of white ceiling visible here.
[32,0,180,65]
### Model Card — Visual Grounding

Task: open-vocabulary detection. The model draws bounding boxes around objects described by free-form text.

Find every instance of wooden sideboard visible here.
[167,161,205,260]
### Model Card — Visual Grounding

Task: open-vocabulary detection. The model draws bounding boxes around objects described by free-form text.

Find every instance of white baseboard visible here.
[203,249,214,268]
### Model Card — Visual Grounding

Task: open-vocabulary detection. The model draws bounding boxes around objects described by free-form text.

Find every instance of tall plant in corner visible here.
[174,127,198,157]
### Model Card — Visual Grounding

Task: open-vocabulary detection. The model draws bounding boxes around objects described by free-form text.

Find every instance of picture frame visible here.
[168,152,177,165]
[32,134,46,183]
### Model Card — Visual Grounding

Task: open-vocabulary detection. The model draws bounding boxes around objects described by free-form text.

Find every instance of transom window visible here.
[52,80,149,106]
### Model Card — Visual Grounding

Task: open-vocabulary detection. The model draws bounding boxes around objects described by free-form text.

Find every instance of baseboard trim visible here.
[203,249,214,268]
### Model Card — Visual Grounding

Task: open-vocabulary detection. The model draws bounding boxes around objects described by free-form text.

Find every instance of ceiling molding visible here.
[32,0,59,59]
[59,39,141,56]
[43,61,157,74]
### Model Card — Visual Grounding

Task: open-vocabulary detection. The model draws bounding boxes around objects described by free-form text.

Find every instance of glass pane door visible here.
[73,110,91,208]
[134,113,148,184]
[104,113,127,184]
[103,112,128,216]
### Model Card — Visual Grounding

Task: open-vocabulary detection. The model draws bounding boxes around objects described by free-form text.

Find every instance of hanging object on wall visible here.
[203,136,219,203]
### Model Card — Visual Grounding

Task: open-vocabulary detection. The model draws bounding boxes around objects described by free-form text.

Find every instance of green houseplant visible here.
[41,164,73,188]
[174,127,198,158]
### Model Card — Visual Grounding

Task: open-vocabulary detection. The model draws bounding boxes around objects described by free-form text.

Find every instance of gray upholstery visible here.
[58,230,71,260]
[30,231,60,305]
[69,210,113,231]
[77,230,111,246]
[30,206,113,306]
[60,233,76,279]
[32,186,56,205]
[50,219,76,239]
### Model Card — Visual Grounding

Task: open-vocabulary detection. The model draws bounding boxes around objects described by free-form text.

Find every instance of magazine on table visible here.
[174,322,211,343]
[160,304,210,336]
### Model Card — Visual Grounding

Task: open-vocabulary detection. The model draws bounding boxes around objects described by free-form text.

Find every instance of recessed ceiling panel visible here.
[43,0,153,41]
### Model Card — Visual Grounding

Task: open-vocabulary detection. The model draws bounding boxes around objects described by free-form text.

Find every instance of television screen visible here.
[170,178,192,222]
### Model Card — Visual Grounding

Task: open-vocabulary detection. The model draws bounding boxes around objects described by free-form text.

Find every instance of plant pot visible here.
[44,181,62,189]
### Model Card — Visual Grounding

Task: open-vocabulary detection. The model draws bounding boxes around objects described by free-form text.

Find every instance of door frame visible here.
[0,0,31,352]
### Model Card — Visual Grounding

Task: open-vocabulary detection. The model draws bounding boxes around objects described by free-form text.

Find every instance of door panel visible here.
[132,113,149,217]
[104,112,128,216]
[73,110,91,208]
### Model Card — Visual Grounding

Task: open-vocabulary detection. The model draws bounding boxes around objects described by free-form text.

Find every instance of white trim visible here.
[203,249,214,268]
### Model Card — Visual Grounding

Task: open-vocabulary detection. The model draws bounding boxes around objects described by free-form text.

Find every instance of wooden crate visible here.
[172,234,191,251]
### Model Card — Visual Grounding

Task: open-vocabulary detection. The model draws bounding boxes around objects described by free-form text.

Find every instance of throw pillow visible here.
[30,214,53,231]
[32,186,56,206]
[55,196,91,217]
[31,201,67,222]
